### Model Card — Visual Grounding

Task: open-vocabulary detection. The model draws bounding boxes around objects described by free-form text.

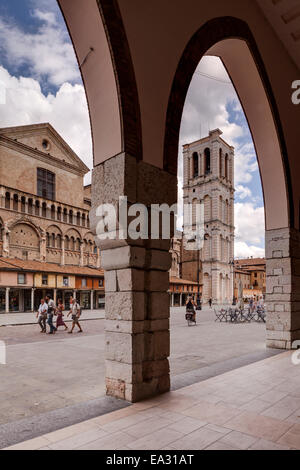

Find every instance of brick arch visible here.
[65,228,82,240]
[8,218,42,238]
[163,16,292,230]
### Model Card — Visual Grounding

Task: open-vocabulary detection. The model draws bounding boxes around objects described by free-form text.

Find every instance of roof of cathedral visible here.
[0,123,89,175]
[0,257,104,277]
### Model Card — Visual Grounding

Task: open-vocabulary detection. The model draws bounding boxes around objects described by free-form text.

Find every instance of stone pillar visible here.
[40,231,46,262]
[53,288,57,305]
[266,228,300,349]
[96,247,101,268]
[180,293,183,306]
[91,290,94,310]
[61,237,65,266]
[31,288,35,311]
[5,287,10,313]
[2,223,10,258]
[171,293,174,307]
[79,241,84,267]
[90,153,177,402]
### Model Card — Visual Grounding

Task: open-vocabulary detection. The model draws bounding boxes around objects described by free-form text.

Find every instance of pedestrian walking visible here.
[208,298,212,308]
[56,299,68,331]
[45,295,57,334]
[67,297,83,333]
[36,298,48,333]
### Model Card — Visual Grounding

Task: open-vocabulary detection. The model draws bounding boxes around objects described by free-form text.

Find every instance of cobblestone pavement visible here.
[0,307,267,429]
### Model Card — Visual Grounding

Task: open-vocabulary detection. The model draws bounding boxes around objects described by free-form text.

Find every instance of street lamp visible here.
[187,236,202,310]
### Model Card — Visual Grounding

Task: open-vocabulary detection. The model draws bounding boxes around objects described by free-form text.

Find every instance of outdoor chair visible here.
[214,308,228,322]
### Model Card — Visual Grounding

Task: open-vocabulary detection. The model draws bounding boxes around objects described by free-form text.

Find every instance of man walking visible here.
[67,297,83,333]
[45,295,57,334]
[36,298,48,333]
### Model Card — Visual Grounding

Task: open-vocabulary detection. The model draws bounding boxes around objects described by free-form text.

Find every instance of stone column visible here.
[91,290,94,310]
[5,287,10,313]
[40,231,46,262]
[90,153,176,402]
[61,237,65,266]
[96,247,101,268]
[79,241,84,267]
[53,288,57,305]
[2,223,10,258]
[31,288,35,312]
[266,228,300,349]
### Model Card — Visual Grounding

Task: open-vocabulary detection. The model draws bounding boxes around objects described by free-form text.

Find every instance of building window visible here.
[5,192,10,209]
[63,276,69,287]
[193,152,198,178]
[98,279,103,287]
[13,194,18,211]
[81,278,87,288]
[18,273,26,285]
[204,148,211,174]
[28,198,33,215]
[37,168,55,200]
[42,274,48,285]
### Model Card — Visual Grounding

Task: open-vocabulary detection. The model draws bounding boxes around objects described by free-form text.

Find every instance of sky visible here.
[0,0,265,259]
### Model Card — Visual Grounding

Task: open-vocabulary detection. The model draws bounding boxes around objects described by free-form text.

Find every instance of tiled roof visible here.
[0,257,104,277]
[170,277,199,285]
[235,258,265,267]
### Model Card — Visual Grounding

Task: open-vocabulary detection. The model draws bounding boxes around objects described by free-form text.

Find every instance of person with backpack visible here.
[67,297,83,333]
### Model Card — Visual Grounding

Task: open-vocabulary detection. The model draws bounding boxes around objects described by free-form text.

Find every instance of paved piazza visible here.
[0,306,269,431]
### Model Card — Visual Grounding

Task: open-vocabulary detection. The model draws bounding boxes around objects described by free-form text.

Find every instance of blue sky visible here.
[0,0,265,258]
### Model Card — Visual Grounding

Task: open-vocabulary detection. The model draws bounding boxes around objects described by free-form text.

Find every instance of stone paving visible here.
[0,306,271,447]
[5,351,300,450]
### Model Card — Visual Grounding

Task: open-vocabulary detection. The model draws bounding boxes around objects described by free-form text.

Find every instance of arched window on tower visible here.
[225,154,229,180]
[57,207,61,221]
[193,152,199,178]
[219,149,222,177]
[204,148,211,174]
[51,205,55,220]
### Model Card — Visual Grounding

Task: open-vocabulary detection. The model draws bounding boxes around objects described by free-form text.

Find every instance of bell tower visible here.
[182,129,235,304]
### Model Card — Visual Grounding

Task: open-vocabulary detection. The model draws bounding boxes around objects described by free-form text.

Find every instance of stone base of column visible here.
[266,228,300,350]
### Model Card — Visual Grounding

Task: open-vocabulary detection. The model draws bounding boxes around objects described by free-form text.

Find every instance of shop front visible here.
[0,288,5,312]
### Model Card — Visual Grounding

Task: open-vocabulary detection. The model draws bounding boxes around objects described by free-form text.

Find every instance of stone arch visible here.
[9,221,40,250]
[59,0,142,166]
[163,16,292,230]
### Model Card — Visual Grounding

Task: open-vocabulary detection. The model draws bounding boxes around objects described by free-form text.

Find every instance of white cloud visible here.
[234,241,265,259]
[234,202,265,256]
[0,9,80,87]
[0,66,92,183]
[235,185,252,200]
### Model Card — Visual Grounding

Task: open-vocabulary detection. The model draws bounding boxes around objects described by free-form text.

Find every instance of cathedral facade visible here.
[181,129,235,304]
[0,123,104,313]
